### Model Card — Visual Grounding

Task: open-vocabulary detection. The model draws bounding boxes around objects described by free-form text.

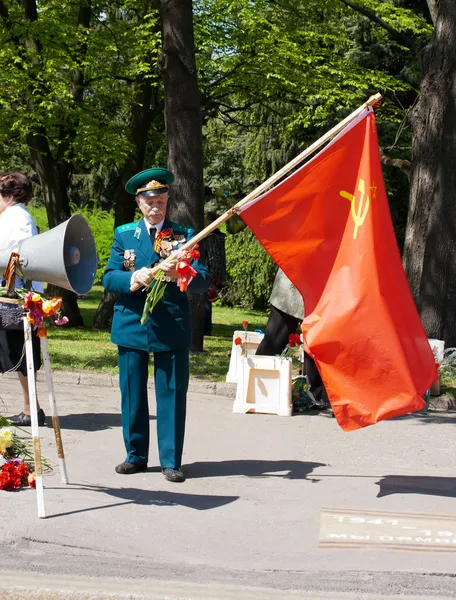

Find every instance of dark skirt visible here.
[0,327,41,376]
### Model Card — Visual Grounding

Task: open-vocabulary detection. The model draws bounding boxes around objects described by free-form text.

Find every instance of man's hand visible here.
[131,267,154,288]
[158,260,179,280]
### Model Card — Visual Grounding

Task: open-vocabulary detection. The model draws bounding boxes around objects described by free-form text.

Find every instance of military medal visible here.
[123,249,136,271]
[154,227,173,256]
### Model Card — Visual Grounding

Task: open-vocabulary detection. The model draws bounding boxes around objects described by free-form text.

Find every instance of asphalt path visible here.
[1,373,456,598]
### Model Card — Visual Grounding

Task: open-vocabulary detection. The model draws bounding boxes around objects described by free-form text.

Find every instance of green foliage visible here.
[197,0,433,260]
[198,0,429,215]
[439,349,456,382]
[75,206,114,283]
[223,228,276,309]
[28,203,49,235]
[0,0,162,171]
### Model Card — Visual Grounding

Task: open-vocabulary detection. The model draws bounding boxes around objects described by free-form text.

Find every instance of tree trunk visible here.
[158,0,205,351]
[93,71,157,329]
[403,2,456,345]
[92,291,118,330]
[114,73,155,229]
[29,138,72,228]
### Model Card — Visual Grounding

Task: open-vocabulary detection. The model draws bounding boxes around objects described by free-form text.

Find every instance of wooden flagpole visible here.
[131,93,381,291]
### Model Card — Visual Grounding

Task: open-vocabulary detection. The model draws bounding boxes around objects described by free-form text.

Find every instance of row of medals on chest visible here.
[124,232,186,282]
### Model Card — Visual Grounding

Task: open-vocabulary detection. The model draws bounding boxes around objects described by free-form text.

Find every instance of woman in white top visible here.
[0,172,45,426]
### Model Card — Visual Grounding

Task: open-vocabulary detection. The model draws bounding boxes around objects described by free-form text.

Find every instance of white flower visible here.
[0,427,13,453]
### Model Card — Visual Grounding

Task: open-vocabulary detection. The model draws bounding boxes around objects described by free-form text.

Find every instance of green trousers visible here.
[118,346,189,468]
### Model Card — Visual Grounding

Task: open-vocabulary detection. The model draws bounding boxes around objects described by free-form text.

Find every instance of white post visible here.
[23,317,46,518]
[40,336,69,484]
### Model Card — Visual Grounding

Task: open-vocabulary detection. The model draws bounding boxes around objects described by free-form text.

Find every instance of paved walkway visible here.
[1,372,456,598]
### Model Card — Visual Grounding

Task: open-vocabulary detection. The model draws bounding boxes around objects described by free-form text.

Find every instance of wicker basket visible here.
[0,298,25,330]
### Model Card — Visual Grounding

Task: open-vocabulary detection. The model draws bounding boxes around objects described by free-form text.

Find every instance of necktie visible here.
[149,227,156,248]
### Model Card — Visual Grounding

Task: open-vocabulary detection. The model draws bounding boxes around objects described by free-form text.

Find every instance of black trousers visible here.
[256,306,329,407]
[0,327,41,376]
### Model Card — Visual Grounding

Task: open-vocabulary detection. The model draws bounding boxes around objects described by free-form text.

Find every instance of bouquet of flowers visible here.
[141,245,201,325]
[0,287,68,336]
[0,416,51,491]
[22,292,68,336]
[280,333,303,359]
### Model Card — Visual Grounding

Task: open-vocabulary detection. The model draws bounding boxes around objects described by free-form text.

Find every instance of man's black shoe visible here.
[162,468,185,483]
[318,407,335,418]
[115,461,147,475]
[8,409,46,427]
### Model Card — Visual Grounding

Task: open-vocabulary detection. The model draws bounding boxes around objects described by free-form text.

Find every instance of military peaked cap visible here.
[125,168,174,196]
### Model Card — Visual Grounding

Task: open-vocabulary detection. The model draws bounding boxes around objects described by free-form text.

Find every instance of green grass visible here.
[46,286,268,381]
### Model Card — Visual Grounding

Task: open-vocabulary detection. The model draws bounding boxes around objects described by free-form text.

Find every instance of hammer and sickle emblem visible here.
[339,178,370,239]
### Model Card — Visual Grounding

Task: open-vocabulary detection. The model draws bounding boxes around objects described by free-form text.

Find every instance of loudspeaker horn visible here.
[0,214,97,296]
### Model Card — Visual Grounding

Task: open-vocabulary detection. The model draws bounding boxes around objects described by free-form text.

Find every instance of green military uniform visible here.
[103,168,210,470]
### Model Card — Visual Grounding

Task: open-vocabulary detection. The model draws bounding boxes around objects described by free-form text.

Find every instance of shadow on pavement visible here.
[393,412,456,425]
[376,475,456,498]
[184,459,325,480]
[57,412,155,431]
[48,484,239,518]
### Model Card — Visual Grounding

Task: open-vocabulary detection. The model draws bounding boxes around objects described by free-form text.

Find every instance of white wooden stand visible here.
[233,355,292,416]
[226,330,264,383]
[23,318,69,519]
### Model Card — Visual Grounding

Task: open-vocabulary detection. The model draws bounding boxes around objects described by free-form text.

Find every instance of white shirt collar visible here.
[143,217,164,237]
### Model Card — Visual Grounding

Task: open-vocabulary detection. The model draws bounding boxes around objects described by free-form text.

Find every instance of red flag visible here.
[239,110,437,431]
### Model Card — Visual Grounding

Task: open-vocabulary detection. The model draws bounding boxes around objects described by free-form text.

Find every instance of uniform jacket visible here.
[103,218,210,352]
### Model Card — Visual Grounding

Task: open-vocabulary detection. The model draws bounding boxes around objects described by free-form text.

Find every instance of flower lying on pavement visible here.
[0,416,51,491]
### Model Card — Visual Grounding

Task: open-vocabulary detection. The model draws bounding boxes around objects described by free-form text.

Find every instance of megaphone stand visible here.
[0,214,98,517]
[2,251,69,518]
[23,316,46,518]
[22,322,70,519]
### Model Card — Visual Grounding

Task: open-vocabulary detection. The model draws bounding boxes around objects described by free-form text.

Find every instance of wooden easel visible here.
[1,253,68,518]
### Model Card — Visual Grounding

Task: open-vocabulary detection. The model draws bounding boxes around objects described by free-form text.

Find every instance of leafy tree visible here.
[158,0,206,351]
[0,0,163,323]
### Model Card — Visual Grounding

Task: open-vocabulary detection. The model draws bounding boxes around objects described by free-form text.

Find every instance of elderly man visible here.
[103,168,210,482]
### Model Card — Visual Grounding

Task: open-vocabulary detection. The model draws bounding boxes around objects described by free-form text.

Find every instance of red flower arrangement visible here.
[0,417,48,491]
[175,248,200,292]
[21,292,68,337]
[0,458,31,491]
[280,333,303,359]
[141,245,201,324]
